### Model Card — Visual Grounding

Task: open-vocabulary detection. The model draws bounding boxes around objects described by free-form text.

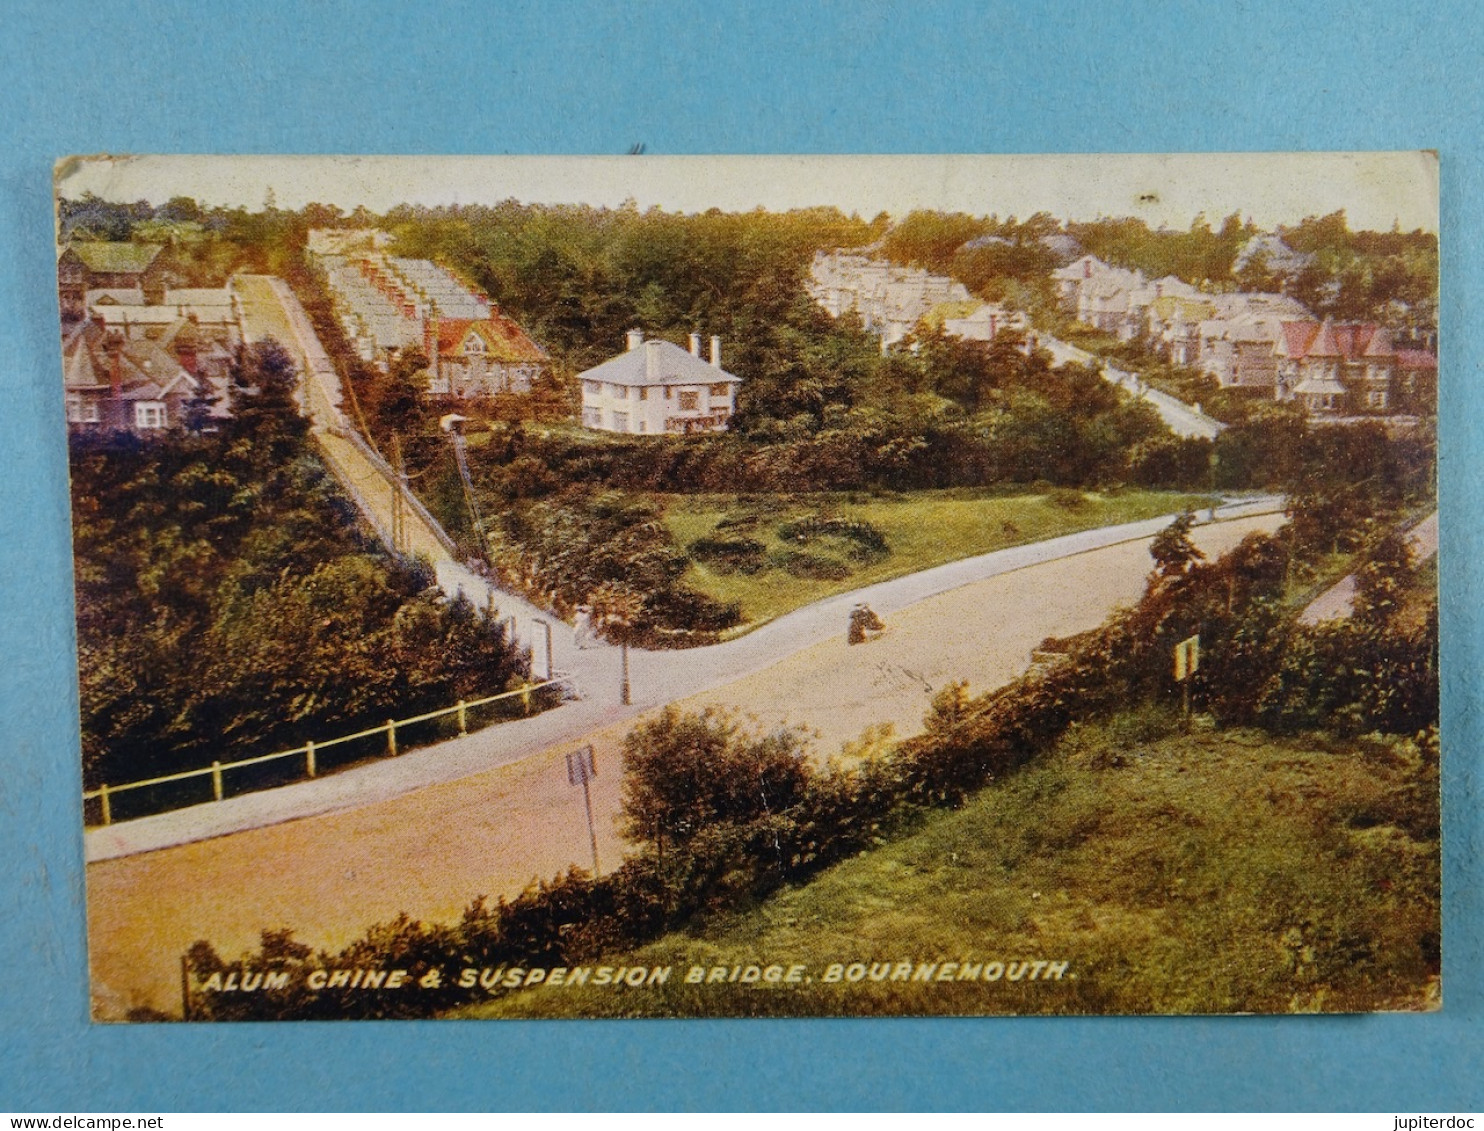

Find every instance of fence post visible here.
[386,720,398,757]
[305,740,316,779]
[457,700,467,735]
[99,783,111,827]
[521,682,531,716]
[211,761,223,802]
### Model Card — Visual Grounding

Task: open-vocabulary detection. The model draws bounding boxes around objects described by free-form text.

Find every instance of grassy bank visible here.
[457,711,1439,1018]
[662,488,1217,627]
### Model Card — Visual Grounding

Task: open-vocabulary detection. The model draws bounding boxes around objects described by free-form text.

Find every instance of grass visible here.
[661,488,1218,628]
[455,710,1439,1018]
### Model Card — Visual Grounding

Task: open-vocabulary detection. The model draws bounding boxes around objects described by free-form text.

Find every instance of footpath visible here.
[1040,334,1225,440]
[1299,511,1440,624]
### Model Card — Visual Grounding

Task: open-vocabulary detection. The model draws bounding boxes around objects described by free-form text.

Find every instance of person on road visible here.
[848,602,885,645]
[573,604,595,650]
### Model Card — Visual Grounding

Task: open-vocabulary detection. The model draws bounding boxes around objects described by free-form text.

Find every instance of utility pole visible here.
[391,432,406,556]
[620,634,631,706]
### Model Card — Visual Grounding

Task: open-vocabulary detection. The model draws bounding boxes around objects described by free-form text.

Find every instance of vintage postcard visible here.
[60,153,1439,1021]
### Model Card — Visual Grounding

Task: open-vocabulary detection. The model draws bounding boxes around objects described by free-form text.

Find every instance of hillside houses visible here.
[577,330,741,435]
[309,230,547,399]
[60,281,243,436]
[808,251,976,348]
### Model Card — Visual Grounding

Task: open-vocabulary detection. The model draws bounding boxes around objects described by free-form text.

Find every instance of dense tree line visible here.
[72,341,531,791]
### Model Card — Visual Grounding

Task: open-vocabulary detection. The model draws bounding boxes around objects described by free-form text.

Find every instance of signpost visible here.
[1174,633,1200,724]
[566,744,600,876]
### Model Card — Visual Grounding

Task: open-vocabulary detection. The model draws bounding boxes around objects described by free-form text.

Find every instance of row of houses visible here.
[307,230,548,399]
[1052,254,1436,417]
[807,251,1028,349]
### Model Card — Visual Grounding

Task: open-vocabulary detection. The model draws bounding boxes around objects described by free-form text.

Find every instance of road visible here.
[1040,334,1225,440]
[1299,511,1440,624]
[85,510,1283,1018]
[84,494,1283,863]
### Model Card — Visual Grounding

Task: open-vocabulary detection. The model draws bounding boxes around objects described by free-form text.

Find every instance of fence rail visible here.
[83,674,573,827]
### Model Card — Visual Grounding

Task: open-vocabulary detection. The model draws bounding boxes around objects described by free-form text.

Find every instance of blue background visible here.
[1,0,1479,1112]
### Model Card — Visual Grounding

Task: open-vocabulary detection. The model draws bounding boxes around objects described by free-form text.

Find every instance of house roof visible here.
[577,337,742,388]
[86,288,146,306]
[62,242,165,275]
[435,316,546,364]
[1278,321,1320,359]
[1396,349,1438,370]
[1278,320,1390,361]
[164,288,234,307]
[1151,295,1216,322]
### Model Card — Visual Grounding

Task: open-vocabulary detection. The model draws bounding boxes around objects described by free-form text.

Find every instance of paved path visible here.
[1299,511,1440,625]
[1041,334,1225,440]
[84,493,1282,863]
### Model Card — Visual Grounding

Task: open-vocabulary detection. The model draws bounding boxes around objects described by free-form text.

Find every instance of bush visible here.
[688,534,768,574]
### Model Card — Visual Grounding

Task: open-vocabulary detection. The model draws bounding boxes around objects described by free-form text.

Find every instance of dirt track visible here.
[86,514,1280,1018]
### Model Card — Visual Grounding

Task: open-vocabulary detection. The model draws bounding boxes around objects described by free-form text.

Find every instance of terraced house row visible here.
[307,228,548,399]
[809,250,1027,350]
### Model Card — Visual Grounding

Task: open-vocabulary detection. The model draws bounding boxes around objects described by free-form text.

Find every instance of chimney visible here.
[689,332,701,357]
[710,335,722,368]
[645,338,661,382]
[626,328,644,351]
[109,343,123,397]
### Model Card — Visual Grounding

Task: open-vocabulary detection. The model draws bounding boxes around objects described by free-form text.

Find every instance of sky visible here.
[55,152,1439,233]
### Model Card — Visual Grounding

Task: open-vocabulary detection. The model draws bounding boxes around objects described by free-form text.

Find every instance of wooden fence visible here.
[83,675,573,827]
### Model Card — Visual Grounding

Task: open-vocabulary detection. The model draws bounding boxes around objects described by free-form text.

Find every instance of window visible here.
[1367,389,1389,410]
[582,407,602,427]
[677,390,699,411]
[584,381,601,397]
[463,334,485,354]
[710,383,728,397]
[639,387,648,401]
[611,411,629,433]
[134,401,166,430]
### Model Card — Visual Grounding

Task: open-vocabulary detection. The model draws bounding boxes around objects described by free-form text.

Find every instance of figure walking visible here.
[573,604,595,650]
[848,601,885,645]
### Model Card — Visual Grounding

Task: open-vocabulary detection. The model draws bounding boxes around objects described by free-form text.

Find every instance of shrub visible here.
[688,534,768,574]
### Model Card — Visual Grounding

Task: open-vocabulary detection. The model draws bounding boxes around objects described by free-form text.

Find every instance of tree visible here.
[1352,531,1414,629]
[228,337,306,465]
[1149,511,1205,584]
[621,707,813,860]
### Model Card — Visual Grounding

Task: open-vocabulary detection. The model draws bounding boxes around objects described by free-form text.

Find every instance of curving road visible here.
[85,507,1285,1018]
[1040,334,1225,440]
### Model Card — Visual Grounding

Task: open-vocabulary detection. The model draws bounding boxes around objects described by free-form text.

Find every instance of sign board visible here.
[566,744,596,787]
[1174,634,1200,682]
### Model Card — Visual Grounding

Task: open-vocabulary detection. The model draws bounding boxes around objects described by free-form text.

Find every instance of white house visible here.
[578,330,742,435]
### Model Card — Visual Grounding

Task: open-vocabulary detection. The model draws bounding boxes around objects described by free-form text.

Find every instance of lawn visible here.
[457,711,1439,1018]
[662,488,1218,628]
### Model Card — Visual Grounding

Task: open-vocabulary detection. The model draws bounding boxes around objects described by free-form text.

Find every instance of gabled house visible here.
[424,315,548,398]
[578,331,741,435]
[58,242,172,322]
[62,320,230,436]
[1274,320,1436,417]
